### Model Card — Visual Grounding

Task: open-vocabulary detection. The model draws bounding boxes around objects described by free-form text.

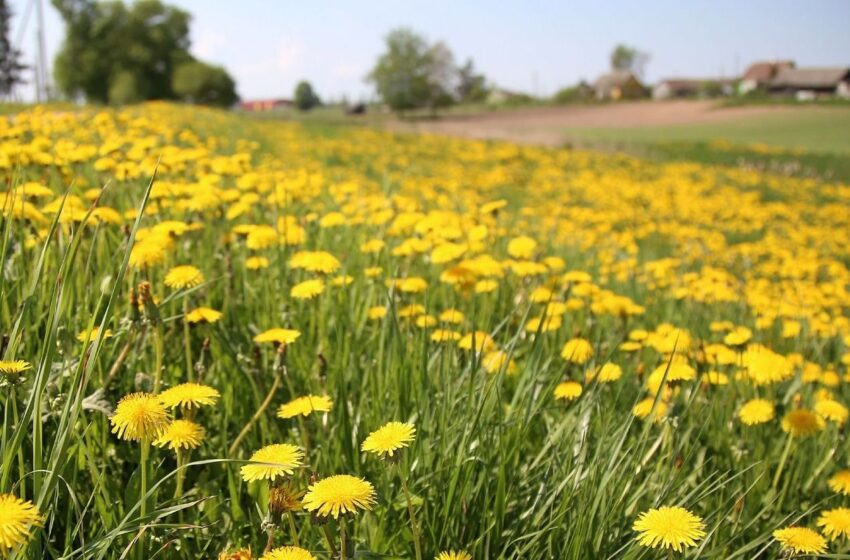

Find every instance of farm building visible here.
[653,78,736,100]
[593,71,646,100]
[766,67,850,99]
[739,60,795,94]
[238,98,294,112]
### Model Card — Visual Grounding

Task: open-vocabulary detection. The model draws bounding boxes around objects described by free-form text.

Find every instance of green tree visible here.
[172,61,237,107]
[610,44,650,78]
[0,0,26,96]
[367,28,435,114]
[457,59,488,103]
[294,80,320,111]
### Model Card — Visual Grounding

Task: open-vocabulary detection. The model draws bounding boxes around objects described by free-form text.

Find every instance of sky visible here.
[8,0,850,102]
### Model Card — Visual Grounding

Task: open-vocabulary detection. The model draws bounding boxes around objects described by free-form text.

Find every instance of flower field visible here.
[1,103,849,559]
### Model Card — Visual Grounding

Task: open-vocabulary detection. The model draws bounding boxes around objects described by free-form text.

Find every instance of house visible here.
[238,99,293,112]
[593,71,646,100]
[766,67,850,99]
[739,60,795,94]
[653,78,736,100]
[486,87,528,106]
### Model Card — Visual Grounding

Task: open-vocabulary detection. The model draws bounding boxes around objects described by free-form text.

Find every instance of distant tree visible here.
[552,80,593,104]
[425,40,457,111]
[0,0,26,97]
[294,80,320,111]
[172,61,238,107]
[457,59,488,103]
[367,28,435,114]
[610,44,650,79]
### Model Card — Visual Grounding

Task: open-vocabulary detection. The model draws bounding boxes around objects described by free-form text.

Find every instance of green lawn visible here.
[562,107,850,154]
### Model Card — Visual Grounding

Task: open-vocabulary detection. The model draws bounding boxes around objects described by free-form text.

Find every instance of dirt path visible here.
[385,100,803,146]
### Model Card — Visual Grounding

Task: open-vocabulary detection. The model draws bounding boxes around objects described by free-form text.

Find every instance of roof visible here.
[657,78,736,90]
[742,60,794,82]
[595,70,641,90]
[769,67,850,89]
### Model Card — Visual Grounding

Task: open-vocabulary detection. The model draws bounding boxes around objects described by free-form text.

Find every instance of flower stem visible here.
[398,465,423,560]
[322,524,338,558]
[138,440,150,560]
[772,435,793,490]
[339,516,348,560]
[288,511,300,547]
[182,299,192,379]
[228,374,280,457]
[153,323,164,393]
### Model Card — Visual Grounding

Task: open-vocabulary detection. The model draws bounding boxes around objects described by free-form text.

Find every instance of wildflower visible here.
[723,326,752,346]
[165,265,204,289]
[738,399,775,426]
[772,526,827,555]
[110,392,169,441]
[817,507,850,541]
[482,350,517,375]
[289,251,341,274]
[367,306,387,320]
[704,371,729,385]
[291,279,325,299]
[218,549,252,560]
[269,485,303,515]
[240,444,304,482]
[246,256,270,270]
[186,306,223,324]
[254,328,301,345]
[585,362,622,383]
[0,493,43,552]
[507,235,537,259]
[458,331,495,352]
[436,552,472,560]
[0,360,32,377]
[828,470,850,496]
[439,309,464,324]
[431,329,461,342]
[158,383,220,410]
[277,395,333,419]
[261,546,317,560]
[362,422,415,458]
[302,474,376,518]
[154,420,205,451]
[560,338,593,364]
[633,398,668,422]
[633,506,706,552]
[554,381,582,401]
[781,409,825,438]
[814,399,848,425]
[76,326,113,342]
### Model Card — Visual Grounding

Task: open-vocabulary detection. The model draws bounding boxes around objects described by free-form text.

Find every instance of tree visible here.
[172,61,237,107]
[457,59,488,103]
[0,0,26,97]
[367,28,435,114]
[610,44,650,78]
[294,80,320,111]
[425,41,457,111]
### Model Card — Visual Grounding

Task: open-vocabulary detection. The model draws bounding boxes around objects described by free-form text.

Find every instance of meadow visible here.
[1,102,849,559]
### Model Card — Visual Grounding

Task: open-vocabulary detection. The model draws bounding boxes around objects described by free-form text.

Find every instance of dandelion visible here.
[828,470,850,496]
[219,549,252,560]
[261,546,317,560]
[110,392,169,441]
[153,419,205,451]
[633,506,706,552]
[633,398,668,422]
[0,360,32,377]
[585,362,622,383]
[436,552,472,560]
[291,278,325,299]
[560,337,593,364]
[362,422,415,458]
[302,474,376,518]
[76,326,113,342]
[277,395,333,419]
[772,526,827,555]
[165,265,204,289]
[814,399,848,425]
[0,493,43,552]
[289,250,341,274]
[781,409,825,437]
[817,507,850,541]
[158,383,220,410]
[246,256,270,270]
[186,306,223,324]
[458,331,495,352]
[254,328,301,346]
[738,398,775,425]
[240,444,303,482]
[554,381,582,401]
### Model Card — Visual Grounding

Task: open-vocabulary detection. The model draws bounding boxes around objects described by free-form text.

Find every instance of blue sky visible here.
[9,0,850,102]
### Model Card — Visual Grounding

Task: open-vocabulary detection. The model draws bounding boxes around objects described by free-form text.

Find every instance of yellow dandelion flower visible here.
[439,309,464,324]
[254,328,301,345]
[554,381,582,401]
[76,326,113,342]
[367,306,388,320]
[474,279,498,293]
[291,278,325,300]
[129,239,168,268]
[723,326,752,346]
[331,275,353,287]
[828,470,850,495]
[186,306,223,324]
[704,371,729,385]
[0,360,32,377]
[585,362,622,383]
[436,552,472,560]
[632,398,668,422]
[0,493,43,552]
[560,338,593,364]
[218,548,252,560]
[781,409,825,438]
[738,399,775,426]
[302,474,376,518]
[482,350,517,375]
[431,329,461,342]
[153,419,205,451]
[246,256,270,270]
[110,392,169,441]
[277,395,333,419]
[240,443,303,482]
[158,383,220,410]
[507,235,537,259]
[165,265,204,289]
[261,545,317,560]
[633,506,706,552]
[814,399,848,425]
[817,507,850,541]
[289,251,341,274]
[772,526,827,555]
[362,421,416,458]
[458,331,495,352]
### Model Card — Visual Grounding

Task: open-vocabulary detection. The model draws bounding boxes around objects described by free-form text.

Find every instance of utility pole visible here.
[35,0,49,101]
